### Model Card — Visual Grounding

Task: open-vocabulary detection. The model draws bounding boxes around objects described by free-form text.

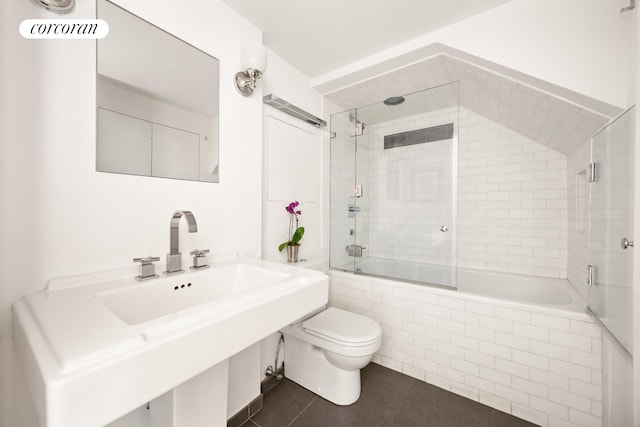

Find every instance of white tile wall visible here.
[457,108,568,278]
[329,270,603,426]
[566,138,591,300]
[585,109,634,352]
[567,108,634,349]
[356,106,568,278]
[364,107,456,266]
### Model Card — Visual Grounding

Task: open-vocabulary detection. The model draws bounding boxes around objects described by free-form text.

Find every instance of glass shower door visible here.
[329,82,459,289]
[588,106,634,354]
[329,109,358,272]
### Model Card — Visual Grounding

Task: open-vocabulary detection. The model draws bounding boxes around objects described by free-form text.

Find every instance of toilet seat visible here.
[302,307,381,347]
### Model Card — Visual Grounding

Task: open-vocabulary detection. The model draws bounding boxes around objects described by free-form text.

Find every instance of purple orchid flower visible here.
[286,201,302,216]
[279,200,305,252]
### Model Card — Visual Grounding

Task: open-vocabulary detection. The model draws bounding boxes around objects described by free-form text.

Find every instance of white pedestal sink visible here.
[13,257,328,427]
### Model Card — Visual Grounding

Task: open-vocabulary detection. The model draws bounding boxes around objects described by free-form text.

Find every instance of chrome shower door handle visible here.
[440,225,448,232]
[621,237,634,250]
[587,264,594,287]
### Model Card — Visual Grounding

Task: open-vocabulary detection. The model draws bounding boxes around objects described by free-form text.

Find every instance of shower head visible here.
[384,96,405,106]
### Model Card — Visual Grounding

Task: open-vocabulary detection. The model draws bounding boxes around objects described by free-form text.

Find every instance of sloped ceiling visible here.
[325,54,620,156]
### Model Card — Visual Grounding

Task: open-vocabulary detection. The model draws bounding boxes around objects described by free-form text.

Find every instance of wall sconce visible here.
[234,44,267,97]
[31,0,75,13]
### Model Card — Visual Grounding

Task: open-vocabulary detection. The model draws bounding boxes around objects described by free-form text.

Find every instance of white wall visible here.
[633,6,640,427]
[0,1,317,426]
[602,331,633,426]
[227,343,261,417]
[259,51,324,381]
[261,50,324,265]
[313,0,633,110]
[261,113,322,264]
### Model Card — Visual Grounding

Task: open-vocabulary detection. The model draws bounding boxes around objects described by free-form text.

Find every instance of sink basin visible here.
[13,257,328,427]
[97,264,289,325]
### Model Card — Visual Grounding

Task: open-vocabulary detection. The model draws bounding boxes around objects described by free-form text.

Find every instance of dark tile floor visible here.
[248,363,537,427]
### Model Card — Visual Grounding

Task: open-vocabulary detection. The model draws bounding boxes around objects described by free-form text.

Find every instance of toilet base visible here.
[284,334,361,405]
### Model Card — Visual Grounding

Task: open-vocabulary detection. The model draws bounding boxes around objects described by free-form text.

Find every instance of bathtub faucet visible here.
[346,244,365,257]
[165,210,198,274]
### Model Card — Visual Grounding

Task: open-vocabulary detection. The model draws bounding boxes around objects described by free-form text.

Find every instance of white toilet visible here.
[281,307,382,405]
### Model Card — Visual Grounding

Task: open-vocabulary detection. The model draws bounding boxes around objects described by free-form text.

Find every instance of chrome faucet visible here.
[165,210,198,274]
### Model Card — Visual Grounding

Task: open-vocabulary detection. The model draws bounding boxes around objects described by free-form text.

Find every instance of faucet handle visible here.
[189,249,210,257]
[133,256,161,264]
[189,249,210,269]
[133,256,160,281]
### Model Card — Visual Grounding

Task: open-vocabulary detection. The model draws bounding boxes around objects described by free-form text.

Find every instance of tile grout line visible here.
[286,396,318,427]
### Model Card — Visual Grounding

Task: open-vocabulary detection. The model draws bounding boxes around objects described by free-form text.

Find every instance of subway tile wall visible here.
[581,109,635,353]
[363,108,456,266]
[329,270,603,427]
[567,139,590,300]
[359,106,568,278]
[456,108,568,278]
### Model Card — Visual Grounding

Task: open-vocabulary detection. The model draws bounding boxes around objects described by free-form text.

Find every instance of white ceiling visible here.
[221,0,511,79]
[223,0,621,155]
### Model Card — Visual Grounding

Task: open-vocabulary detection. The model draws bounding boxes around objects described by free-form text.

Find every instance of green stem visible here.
[289,214,294,241]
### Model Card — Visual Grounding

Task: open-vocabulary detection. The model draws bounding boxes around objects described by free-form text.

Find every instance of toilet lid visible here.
[302,307,381,345]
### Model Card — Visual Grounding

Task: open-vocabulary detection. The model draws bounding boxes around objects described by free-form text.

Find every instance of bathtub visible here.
[328,259,603,426]
[342,257,584,314]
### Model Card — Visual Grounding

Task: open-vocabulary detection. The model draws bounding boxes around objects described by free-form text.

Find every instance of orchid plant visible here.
[278,201,305,251]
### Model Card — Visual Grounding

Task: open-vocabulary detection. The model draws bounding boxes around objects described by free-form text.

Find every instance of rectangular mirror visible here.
[97,0,220,182]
